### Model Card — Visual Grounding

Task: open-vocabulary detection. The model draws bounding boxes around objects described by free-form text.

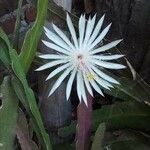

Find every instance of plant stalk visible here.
[76,93,93,150]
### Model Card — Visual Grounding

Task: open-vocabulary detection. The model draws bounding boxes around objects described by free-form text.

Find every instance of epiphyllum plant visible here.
[37,13,125,149]
[37,14,125,105]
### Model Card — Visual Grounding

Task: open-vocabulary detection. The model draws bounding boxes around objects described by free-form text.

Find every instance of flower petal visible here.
[83,15,96,49]
[46,63,71,81]
[52,24,75,51]
[77,71,82,102]
[83,73,93,96]
[67,13,78,49]
[35,59,68,71]
[95,76,113,89]
[39,54,68,59]
[89,64,119,84]
[66,69,77,100]
[87,14,105,47]
[87,66,112,89]
[42,40,70,55]
[90,59,126,69]
[88,23,112,51]
[79,14,86,50]
[80,73,87,106]
[44,27,71,51]
[90,39,122,54]
[49,66,73,96]
[90,80,104,96]
[90,54,124,60]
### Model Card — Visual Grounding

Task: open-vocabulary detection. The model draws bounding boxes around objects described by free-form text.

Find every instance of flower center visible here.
[77,54,85,70]
[77,54,83,59]
[76,54,95,81]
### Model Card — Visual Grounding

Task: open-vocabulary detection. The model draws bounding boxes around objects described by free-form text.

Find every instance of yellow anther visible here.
[87,73,95,81]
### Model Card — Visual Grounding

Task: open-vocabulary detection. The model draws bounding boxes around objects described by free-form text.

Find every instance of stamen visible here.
[77,54,83,59]
[87,73,95,81]
[76,54,95,81]
[77,54,85,71]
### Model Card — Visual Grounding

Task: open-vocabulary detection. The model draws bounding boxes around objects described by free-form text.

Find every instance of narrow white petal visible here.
[44,27,71,51]
[95,76,113,89]
[90,80,104,96]
[90,54,124,60]
[83,15,96,49]
[46,63,71,80]
[89,64,119,84]
[100,78,113,88]
[49,67,73,96]
[80,73,87,106]
[79,15,86,49]
[77,71,82,102]
[87,14,105,46]
[90,59,126,69]
[83,73,93,96]
[90,40,123,54]
[36,59,68,71]
[66,69,76,100]
[39,54,68,59]
[88,23,112,51]
[67,13,78,49]
[87,66,112,89]
[52,24,75,50]
[42,40,70,55]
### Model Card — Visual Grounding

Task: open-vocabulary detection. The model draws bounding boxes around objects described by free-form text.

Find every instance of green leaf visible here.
[11,76,41,145]
[105,140,150,150]
[104,130,150,150]
[0,39,10,67]
[105,76,150,103]
[53,143,75,150]
[58,121,76,137]
[93,101,150,132]
[11,76,29,111]
[91,123,106,150]
[59,101,150,136]
[0,28,11,68]
[19,0,48,74]
[0,27,11,50]
[12,0,23,49]
[0,76,18,150]
[10,49,52,150]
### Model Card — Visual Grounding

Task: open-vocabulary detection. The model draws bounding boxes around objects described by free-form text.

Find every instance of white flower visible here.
[36,13,126,106]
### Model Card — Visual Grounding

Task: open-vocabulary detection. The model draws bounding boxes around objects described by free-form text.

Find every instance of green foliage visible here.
[0,27,11,50]
[91,123,106,150]
[0,28,11,68]
[1,0,150,149]
[13,0,23,49]
[105,140,150,150]
[0,77,18,150]
[59,101,150,136]
[11,76,29,112]
[10,49,52,150]
[0,0,53,148]
[93,101,150,132]
[19,0,48,74]
[104,130,150,150]
[105,76,150,103]
[53,143,75,150]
